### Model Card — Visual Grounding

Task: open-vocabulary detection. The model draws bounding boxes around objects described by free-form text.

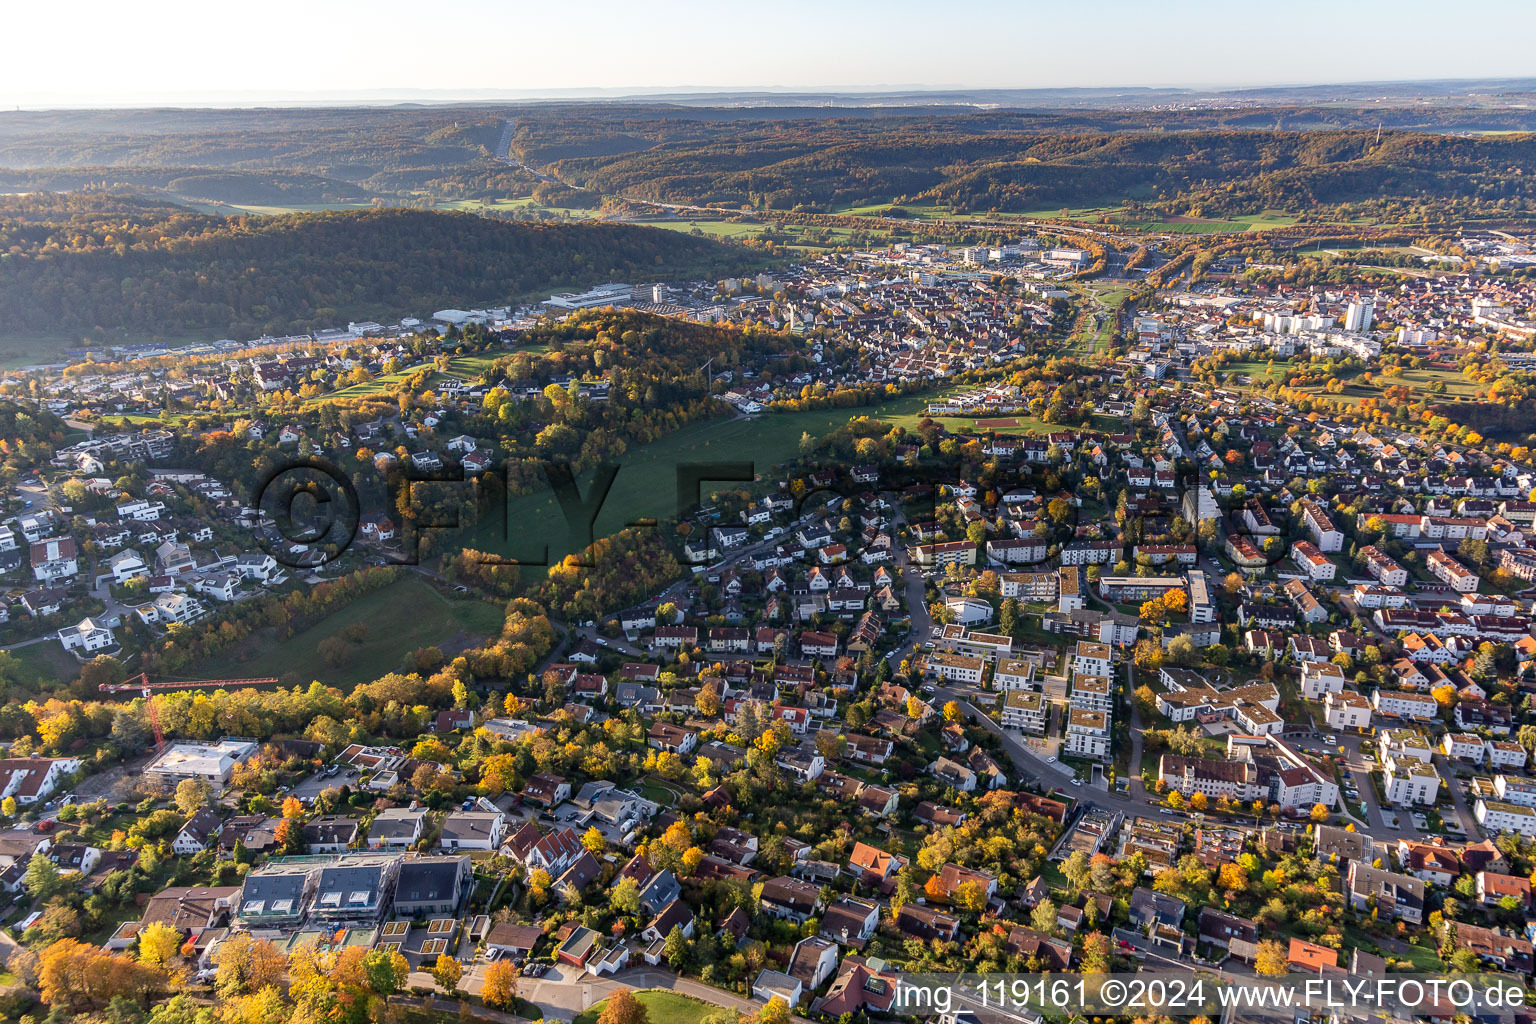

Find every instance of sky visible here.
[6,0,1536,107]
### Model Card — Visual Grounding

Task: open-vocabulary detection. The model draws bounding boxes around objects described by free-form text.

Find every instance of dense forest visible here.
[541,126,1536,215]
[0,194,753,349]
[5,103,1536,215]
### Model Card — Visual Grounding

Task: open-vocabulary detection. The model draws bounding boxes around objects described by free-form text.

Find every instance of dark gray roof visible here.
[396,857,467,904]
[239,872,306,915]
[314,864,387,906]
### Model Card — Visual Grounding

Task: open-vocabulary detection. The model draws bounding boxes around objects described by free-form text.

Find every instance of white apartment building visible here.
[1493,774,1536,808]
[1324,690,1373,732]
[1299,663,1346,700]
[1361,546,1409,587]
[1065,709,1111,761]
[1372,689,1439,721]
[1070,674,1113,713]
[1072,641,1113,678]
[1427,550,1479,593]
[1489,742,1528,769]
[1383,754,1440,806]
[1001,690,1046,734]
[994,659,1038,691]
[1291,541,1336,581]
[1477,799,1536,838]
[1303,502,1344,553]
[926,652,984,686]
[1442,733,1487,764]
[1380,728,1434,762]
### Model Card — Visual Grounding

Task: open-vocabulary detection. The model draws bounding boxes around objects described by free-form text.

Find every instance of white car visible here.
[1046,756,1057,763]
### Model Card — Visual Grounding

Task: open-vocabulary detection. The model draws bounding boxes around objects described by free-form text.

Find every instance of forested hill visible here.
[0,194,751,350]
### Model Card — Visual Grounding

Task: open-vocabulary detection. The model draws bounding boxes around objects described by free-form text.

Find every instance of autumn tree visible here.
[430,953,464,993]
[1081,931,1111,973]
[582,827,606,855]
[955,879,989,913]
[363,948,409,995]
[174,778,211,816]
[757,996,791,1024]
[137,921,184,970]
[598,987,652,1024]
[214,933,287,998]
[483,960,521,1010]
[39,939,167,1010]
[1254,939,1289,976]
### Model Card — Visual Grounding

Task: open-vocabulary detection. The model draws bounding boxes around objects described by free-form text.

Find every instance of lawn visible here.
[639,779,680,806]
[880,407,1121,437]
[575,992,715,1024]
[461,393,934,565]
[192,575,505,686]
[6,641,81,688]
[1293,366,1483,406]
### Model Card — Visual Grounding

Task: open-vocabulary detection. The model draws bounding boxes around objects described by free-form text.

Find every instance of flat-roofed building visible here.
[145,737,258,793]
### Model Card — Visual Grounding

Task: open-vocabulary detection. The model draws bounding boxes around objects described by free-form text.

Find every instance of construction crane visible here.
[99,672,279,749]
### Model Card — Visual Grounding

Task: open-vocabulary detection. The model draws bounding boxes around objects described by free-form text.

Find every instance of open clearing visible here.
[193,575,505,686]
[463,394,934,565]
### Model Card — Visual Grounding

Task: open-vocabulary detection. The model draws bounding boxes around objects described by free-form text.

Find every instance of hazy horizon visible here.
[7,0,1536,109]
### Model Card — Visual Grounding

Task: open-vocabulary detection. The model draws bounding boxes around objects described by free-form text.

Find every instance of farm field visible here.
[436,197,603,220]
[462,393,934,565]
[630,217,764,239]
[192,575,505,687]
[177,199,378,217]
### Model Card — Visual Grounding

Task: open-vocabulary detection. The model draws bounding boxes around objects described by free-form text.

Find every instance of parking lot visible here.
[290,765,361,803]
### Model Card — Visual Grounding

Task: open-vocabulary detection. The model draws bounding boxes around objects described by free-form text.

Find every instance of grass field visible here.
[6,642,82,688]
[1223,359,1291,384]
[1283,365,1482,406]
[631,218,764,239]
[464,395,934,565]
[574,992,714,1024]
[311,354,505,405]
[193,575,505,686]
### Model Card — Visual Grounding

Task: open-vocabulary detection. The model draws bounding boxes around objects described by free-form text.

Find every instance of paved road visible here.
[0,635,53,653]
[442,963,814,1024]
[1432,753,1483,840]
[1125,660,1147,800]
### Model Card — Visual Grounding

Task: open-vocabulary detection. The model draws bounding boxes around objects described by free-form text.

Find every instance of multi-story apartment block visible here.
[1065,709,1111,761]
[1001,690,1046,734]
